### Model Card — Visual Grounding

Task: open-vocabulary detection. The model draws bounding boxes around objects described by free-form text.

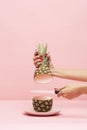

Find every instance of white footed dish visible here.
[24,108,60,116]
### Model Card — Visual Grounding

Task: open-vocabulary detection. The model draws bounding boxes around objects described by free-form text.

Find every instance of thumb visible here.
[57,87,65,97]
[57,91,62,97]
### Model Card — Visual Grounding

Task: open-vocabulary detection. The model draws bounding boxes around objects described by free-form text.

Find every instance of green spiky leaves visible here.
[37,44,47,55]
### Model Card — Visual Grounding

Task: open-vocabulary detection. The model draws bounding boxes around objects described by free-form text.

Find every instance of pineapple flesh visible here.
[34,44,52,83]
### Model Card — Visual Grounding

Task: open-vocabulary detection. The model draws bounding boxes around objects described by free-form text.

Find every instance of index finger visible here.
[57,91,63,97]
[57,87,65,97]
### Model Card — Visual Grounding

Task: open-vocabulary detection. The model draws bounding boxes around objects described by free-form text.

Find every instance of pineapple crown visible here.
[37,44,47,55]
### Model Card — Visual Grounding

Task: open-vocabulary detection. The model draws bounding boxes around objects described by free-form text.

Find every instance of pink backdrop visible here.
[0,0,87,99]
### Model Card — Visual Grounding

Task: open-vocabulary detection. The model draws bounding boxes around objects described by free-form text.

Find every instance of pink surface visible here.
[0,100,87,130]
[0,0,87,99]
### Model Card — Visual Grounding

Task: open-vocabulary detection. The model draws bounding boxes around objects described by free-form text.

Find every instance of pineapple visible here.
[34,44,52,83]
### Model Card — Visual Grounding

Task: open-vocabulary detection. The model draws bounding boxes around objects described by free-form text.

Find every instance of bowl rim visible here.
[33,96,53,100]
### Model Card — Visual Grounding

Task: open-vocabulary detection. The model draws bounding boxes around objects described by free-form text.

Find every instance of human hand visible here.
[33,51,43,68]
[33,51,54,69]
[57,84,83,99]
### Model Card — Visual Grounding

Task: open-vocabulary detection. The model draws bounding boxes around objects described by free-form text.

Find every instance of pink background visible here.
[0,0,87,100]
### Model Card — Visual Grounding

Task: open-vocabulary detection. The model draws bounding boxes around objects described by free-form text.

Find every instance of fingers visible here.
[33,56,42,62]
[45,53,53,68]
[57,87,72,99]
[57,90,74,99]
[57,85,82,99]
[33,51,43,67]
[57,91,69,99]
[57,87,65,96]
[33,51,51,68]
[33,57,42,68]
[46,53,51,61]
[57,91,65,97]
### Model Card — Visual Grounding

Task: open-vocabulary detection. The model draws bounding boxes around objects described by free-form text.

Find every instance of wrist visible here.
[51,68,66,78]
[51,68,59,76]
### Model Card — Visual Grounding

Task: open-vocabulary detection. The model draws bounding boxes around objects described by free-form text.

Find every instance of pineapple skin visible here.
[34,65,51,78]
[33,99,53,112]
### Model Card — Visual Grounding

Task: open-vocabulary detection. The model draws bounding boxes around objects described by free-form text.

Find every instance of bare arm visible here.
[51,68,87,82]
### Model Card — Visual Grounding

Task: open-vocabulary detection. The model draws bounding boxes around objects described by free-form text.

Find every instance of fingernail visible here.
[45,53,48,56]
[40,57,43,61]
[40,55,43,60]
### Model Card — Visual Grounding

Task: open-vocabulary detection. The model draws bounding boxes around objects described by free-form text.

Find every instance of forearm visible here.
[51,68,87,82]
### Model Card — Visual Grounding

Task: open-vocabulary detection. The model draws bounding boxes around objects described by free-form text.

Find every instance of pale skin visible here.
[33,52,87,99]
